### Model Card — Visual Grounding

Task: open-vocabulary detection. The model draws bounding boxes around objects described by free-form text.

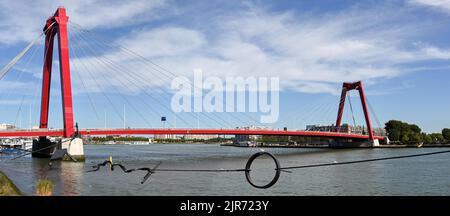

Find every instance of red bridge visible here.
[0,128,384,140]
[0,8,385,158]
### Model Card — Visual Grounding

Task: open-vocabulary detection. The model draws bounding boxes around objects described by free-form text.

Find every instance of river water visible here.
[1,144,450,195]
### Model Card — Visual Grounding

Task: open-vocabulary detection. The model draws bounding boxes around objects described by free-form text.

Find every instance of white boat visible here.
[0,138,33,151]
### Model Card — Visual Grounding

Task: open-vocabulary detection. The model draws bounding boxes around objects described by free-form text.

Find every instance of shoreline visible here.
[0,170,21,196]
[221,143,450,148]
[85,142,450,148]
[87,142,230,145]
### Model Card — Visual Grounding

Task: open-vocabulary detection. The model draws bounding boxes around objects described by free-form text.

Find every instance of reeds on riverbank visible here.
[36,179,53,196]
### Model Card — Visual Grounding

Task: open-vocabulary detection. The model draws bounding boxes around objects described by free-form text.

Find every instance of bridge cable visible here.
[67,27,102,121]
[0,42,40,102]
[72,34,155,129]
[71,34,156,128]
[366,97,383,129]
[0,25,53,117]
[347,93,357,127]
[295,100,325,128]
[72,31,188,127]
[313,97,338,129]
[12,41,42,128]
[69,49,101,121]
[69,34,124,122]
[324,98,339,127]
[293,98,330,130]
[0,22,55,80]
[72,32,196,128]
[300,98,334,129]
[76,31,243,130]
[12,26,56,128]
[28,44,46,129]
[313,99,334,127]
[71,22,261,127]
[69,36,125,124]
[75,29,235,129]
[71,33,179,128]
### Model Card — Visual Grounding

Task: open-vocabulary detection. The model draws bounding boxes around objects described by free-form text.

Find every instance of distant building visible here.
[154,134,180,140]
[306,124,330,131]
[182,134,219,140]
[0,123,15,130]
[235,125,271,142]
[154,134,219,140]
[305,124,386,136]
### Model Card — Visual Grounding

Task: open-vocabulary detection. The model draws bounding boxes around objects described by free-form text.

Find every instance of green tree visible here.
[409,124,421,134]
[410,133,422,143]
[442,128,450,141]
[385,120,403,141]
[401,134,410,144]
[430,133,444,142]
[423,134,433,144]
[385,120,423,142]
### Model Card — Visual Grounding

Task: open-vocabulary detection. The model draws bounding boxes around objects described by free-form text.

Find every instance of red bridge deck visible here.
[0,128,385,140]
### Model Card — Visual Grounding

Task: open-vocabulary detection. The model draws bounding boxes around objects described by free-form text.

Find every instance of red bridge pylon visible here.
[39,7,75,138]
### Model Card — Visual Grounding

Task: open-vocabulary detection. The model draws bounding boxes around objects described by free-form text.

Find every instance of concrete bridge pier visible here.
[32,137,57,158]
[372,139,380,147]
[32,136,85,161]
[61,137,85,161]
[329,138,381,148]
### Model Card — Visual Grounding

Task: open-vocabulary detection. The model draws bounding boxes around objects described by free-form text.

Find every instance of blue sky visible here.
[0,0,450,133]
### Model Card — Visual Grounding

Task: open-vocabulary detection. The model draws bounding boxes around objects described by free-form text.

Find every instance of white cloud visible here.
[409,0,450,14]
[118,27,206,58]
[63,0,167,29]
[113,4,437,94]
[289,81,341,95]
[422,45,450,59]
[0,99,33,105]
[61,2,450,96]
[3,1,450,96]
[0,0,167,44]
[0,80,38,95]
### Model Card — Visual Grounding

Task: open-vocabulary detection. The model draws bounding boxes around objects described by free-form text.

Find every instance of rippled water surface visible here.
[1,144,449,195]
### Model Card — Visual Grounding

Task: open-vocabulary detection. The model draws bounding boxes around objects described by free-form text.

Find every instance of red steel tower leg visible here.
[335,81,374,141]
[335,85,347,129]
[39,29,55,129]
[357,82,374,141]
[39,7,75,138]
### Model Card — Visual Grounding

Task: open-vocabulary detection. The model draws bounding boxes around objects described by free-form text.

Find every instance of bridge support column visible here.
[372,139,380,147]
[32,137,85,161]
[39,7,75,138]
[61,137,85,161]
[33,7,79,159]
[329,139,380,148]
[32,137,57,158]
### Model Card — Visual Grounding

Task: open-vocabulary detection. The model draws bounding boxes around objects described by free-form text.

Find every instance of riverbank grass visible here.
[36,179,54,196]
[0,170,21,196]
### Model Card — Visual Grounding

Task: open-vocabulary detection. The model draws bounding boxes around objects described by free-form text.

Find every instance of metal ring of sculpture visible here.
[245,151,281,189]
